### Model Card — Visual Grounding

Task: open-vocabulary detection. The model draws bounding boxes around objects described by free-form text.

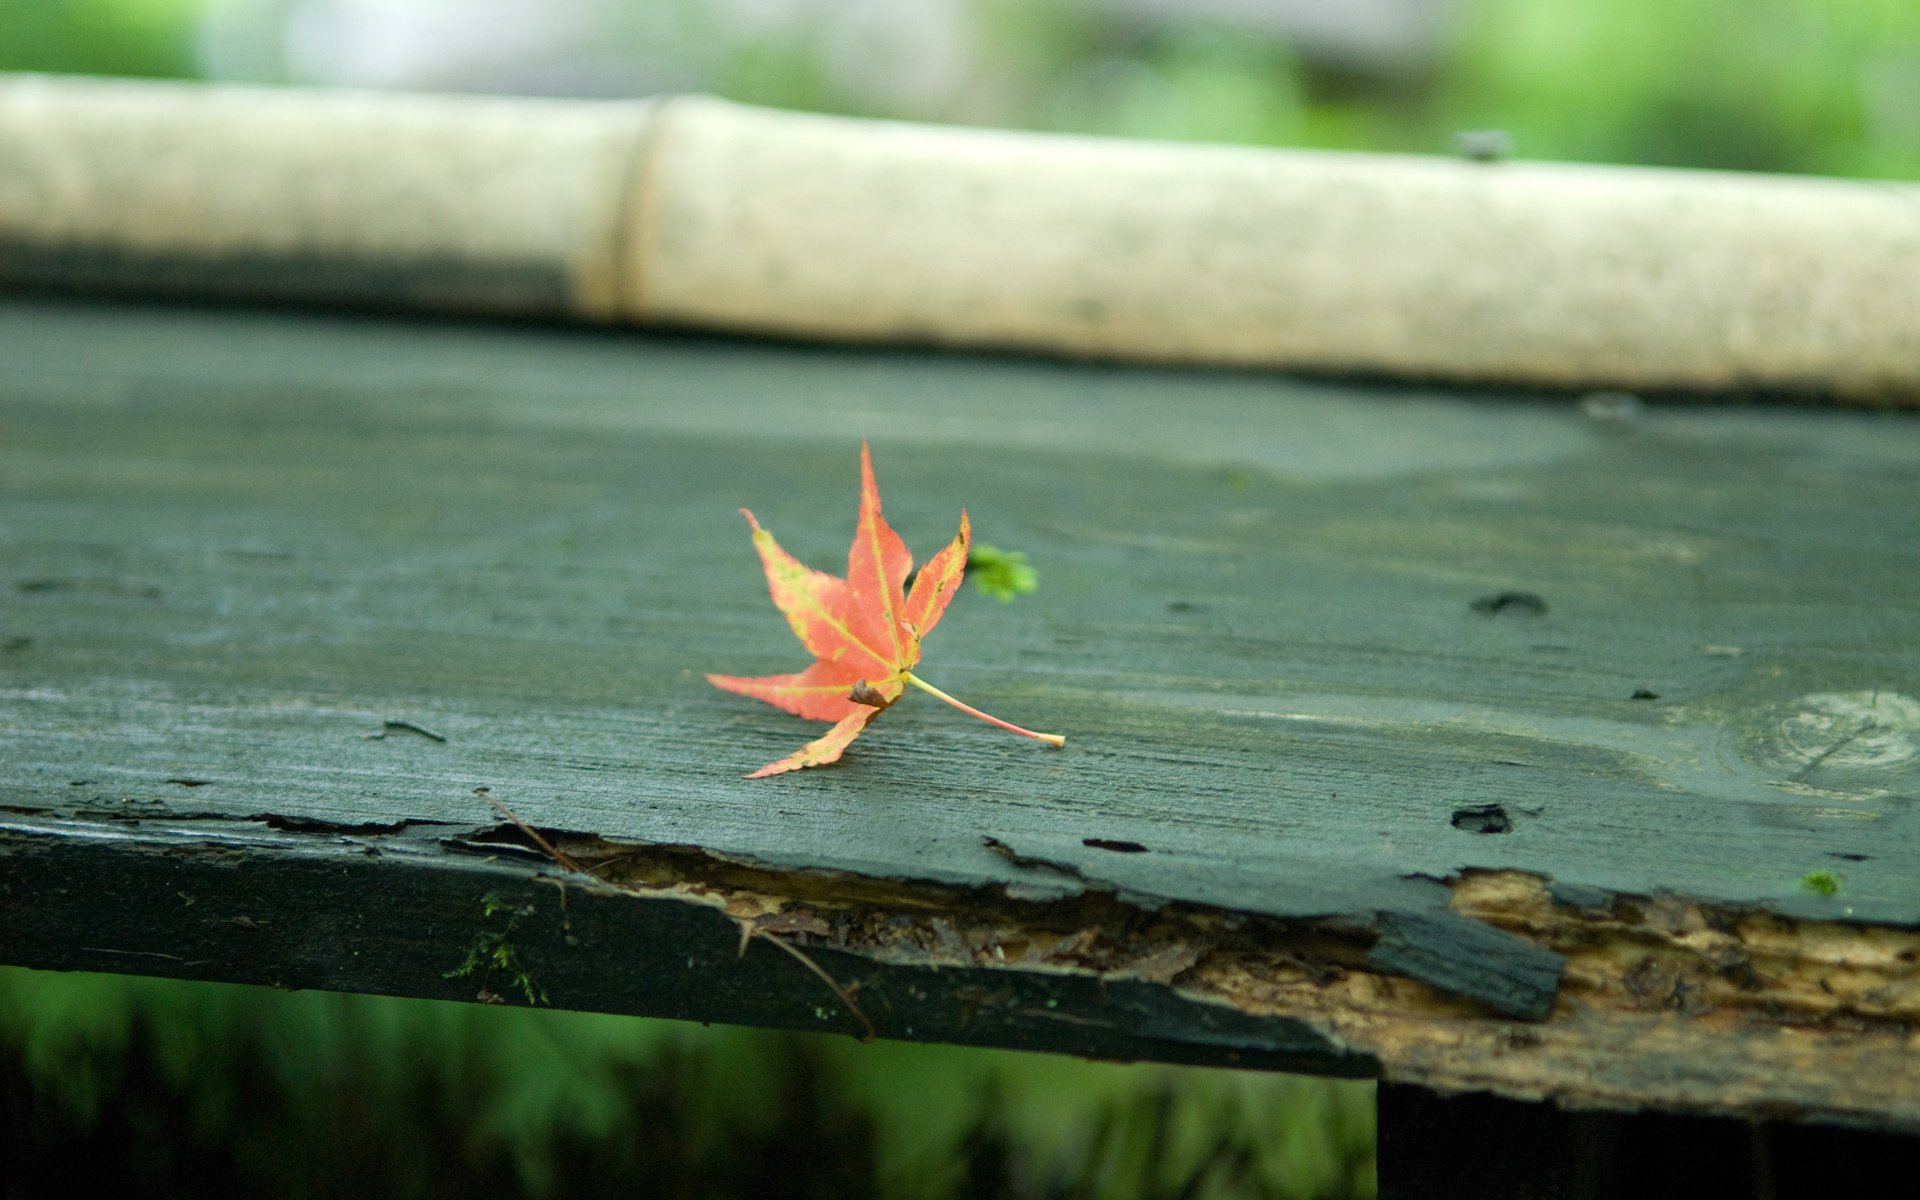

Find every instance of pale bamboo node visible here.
[2,72,1916,402]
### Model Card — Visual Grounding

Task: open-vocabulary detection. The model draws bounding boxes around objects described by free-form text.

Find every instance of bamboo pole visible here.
[2,73,1915,401]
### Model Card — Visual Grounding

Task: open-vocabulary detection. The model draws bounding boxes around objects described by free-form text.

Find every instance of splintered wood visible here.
[540,830,1919,1130]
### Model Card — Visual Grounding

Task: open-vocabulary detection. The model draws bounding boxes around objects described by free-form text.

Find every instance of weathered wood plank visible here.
[2,296,1917,1126]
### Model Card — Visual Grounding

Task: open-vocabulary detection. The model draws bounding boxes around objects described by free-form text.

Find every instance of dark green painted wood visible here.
[1,809,1362,1074]
[2,294,1917,1052]
[1367,911,1563,1021]
[5,295,1914,926]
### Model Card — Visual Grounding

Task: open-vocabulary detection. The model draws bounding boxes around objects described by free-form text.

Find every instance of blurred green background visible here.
[1,0,1915,178]
[2,1,1911,1195]
[1,965,1374,1198]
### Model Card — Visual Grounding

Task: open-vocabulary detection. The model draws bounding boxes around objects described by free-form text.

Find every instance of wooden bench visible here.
[4,293,1916,1192]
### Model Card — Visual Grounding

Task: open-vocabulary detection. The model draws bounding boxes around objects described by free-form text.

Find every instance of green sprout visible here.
[1798,869,1840,897]
[445,892,548,1005]
[969,543,1038,603]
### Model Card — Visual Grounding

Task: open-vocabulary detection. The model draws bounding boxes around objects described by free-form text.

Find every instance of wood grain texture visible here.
[2,297,1917,1123]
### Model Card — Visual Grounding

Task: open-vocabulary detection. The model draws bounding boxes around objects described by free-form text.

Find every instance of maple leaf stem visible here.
[903,672,1066,748]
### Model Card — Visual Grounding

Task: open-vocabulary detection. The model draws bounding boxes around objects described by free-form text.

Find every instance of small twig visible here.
[475,787,588,875]
[477,788,874,1042]
[748,926,876,1043]
[580,852,651,880]
[1792,721,1882,781]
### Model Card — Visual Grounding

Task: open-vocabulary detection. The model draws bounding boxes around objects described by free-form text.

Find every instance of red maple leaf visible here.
[708,442,1065,778]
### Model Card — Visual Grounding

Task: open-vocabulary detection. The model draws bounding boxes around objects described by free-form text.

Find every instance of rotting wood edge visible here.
[495,821,1919,1131]
[5,806,1914,1131]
